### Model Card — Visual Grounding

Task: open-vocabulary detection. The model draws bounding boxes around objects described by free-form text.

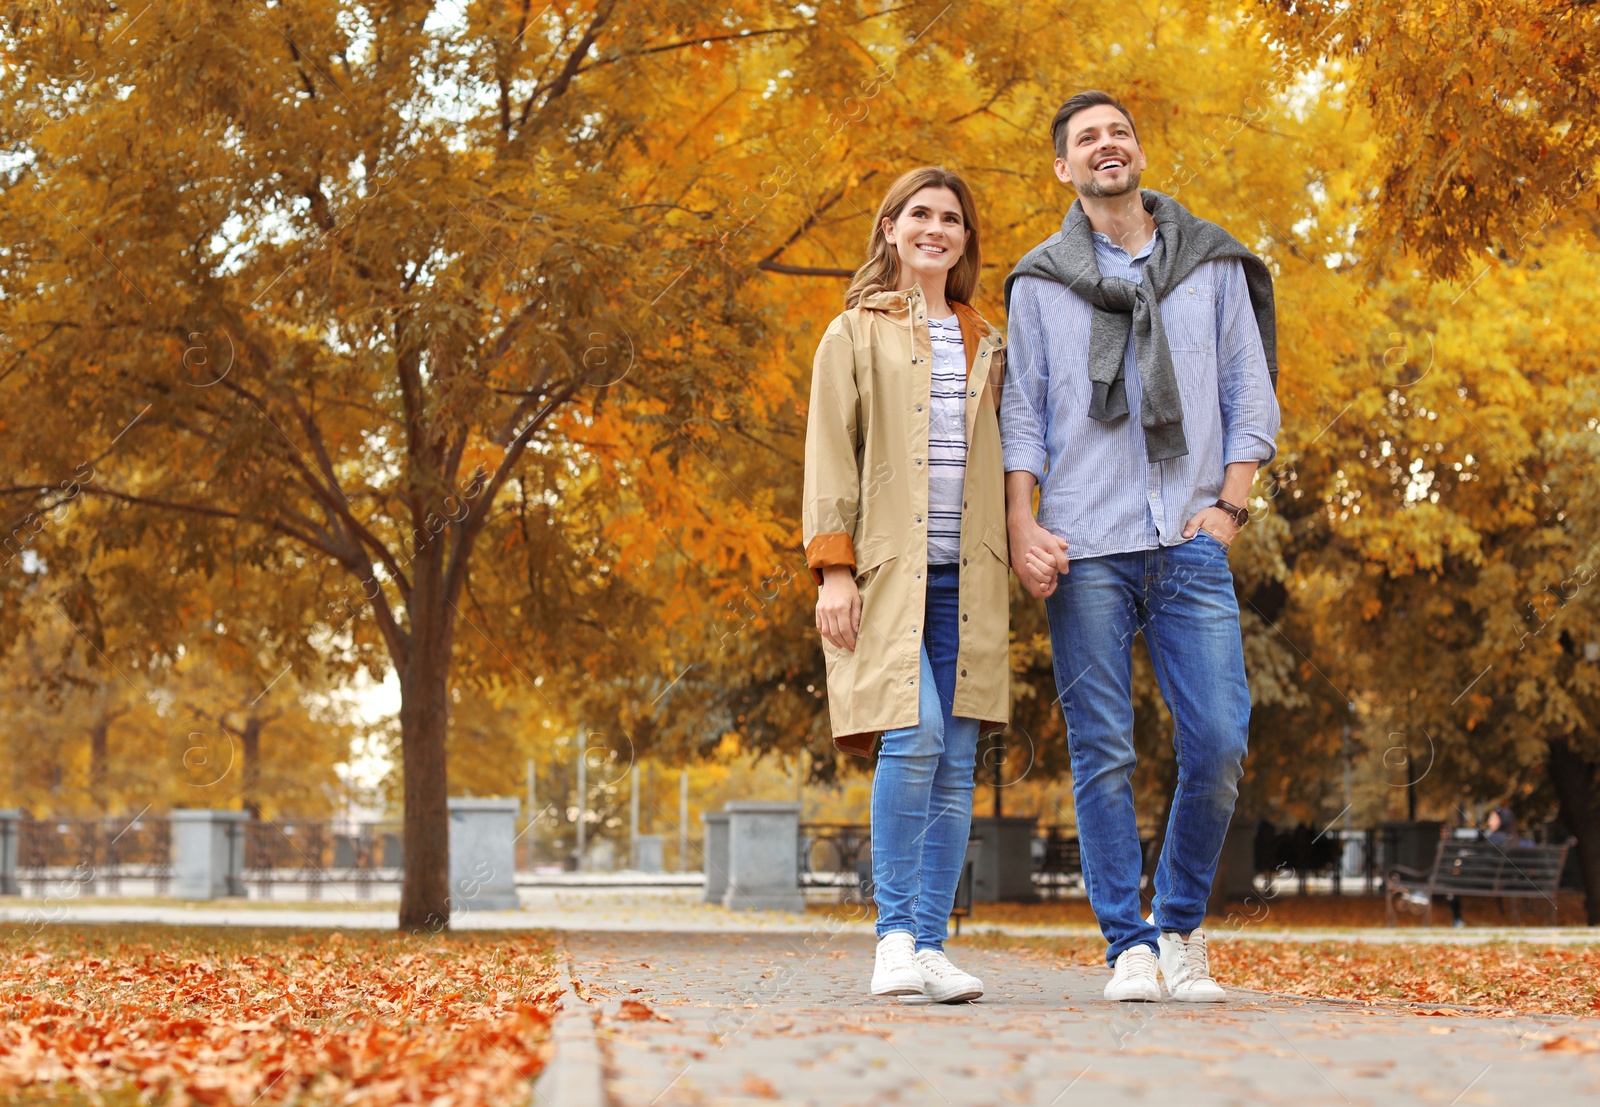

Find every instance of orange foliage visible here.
[0,928,559,1106]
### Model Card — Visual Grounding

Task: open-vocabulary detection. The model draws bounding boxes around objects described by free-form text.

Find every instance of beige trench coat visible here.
[802,285,1011,756]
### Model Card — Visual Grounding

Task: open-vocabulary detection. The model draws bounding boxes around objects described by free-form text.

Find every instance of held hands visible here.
[1007,513,1070,598]
[815,565,862,650]
[1182,506,1240,548]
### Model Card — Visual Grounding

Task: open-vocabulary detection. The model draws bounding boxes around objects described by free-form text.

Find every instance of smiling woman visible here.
[803,166,1010,1006]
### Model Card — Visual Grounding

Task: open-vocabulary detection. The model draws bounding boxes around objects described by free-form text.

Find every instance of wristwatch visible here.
[1214,498,1249,527]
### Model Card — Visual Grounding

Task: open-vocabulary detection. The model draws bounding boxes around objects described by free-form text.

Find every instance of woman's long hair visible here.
[845,166,982,308]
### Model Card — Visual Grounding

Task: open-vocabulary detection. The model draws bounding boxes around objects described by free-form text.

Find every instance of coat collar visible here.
[855,286,998,374]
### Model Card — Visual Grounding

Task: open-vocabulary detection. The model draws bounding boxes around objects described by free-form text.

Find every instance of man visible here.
[1000,90,1280,1002]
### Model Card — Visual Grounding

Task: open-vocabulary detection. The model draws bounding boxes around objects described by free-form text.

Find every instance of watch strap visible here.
[1215,498,1249,526]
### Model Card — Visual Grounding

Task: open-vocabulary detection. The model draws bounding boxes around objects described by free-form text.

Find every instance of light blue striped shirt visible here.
[1001,229,1280,560]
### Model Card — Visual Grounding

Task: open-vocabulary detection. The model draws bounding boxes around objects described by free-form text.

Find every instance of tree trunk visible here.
[397,559,457,932]
[239,717,262,821]
[89,716,109,813]
[1547,738,1600,926]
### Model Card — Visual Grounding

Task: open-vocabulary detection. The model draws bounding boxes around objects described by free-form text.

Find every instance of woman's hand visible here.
[815,566,862,650]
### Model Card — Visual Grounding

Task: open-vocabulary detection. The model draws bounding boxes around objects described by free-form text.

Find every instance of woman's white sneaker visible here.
[871,931,924,997]
[1156,928,1226,1002]
[1103,945,1161,1001]
[913,949,983,1003]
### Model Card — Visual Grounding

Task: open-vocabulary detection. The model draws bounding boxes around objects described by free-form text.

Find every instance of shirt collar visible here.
[1092,226,1160,262]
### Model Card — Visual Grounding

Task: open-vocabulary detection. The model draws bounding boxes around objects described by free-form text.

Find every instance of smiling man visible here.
[1000,91,1281,1003]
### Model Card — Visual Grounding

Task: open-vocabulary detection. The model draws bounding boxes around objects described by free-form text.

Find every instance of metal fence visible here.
[2,814,407,901]
[242,819,405,900]
[11,813,171,896]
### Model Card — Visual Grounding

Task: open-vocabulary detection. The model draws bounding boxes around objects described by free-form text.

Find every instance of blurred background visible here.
[2,0,1598,923]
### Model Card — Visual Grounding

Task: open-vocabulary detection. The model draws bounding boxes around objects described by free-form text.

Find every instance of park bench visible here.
[1384,836,1573,926]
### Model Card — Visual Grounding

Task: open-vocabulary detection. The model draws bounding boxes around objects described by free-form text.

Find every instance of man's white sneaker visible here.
[871,932,924,997]
[912,949,983,1003]
[1156,928,1226,1002]
[1103,945,1161,1002]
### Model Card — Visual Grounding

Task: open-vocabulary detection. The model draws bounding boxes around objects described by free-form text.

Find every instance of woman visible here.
[802,167,1010,1003]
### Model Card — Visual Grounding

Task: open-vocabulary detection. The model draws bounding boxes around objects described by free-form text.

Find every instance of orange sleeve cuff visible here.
[805,532,855,586]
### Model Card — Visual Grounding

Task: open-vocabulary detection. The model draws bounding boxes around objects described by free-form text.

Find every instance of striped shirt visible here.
[926,314,967,564]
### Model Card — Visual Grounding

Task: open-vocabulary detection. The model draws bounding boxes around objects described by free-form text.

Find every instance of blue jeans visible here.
[1043,532,1250,965]
[872,562,980,951]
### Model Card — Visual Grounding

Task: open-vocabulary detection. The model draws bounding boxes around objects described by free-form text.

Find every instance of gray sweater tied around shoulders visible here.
[1003,189,1279,463]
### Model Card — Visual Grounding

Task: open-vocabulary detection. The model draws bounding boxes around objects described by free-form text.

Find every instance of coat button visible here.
[968,389,977,397]
[916,405,923,412]
[915,515,922,524]
[960,668,968,678]
[962,614,968,622]
[961,557,968,566]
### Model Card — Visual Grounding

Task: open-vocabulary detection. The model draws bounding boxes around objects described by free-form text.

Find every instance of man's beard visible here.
[1077,164,1141,199]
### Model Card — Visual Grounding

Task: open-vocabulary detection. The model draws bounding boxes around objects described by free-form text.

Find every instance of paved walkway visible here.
[563,931,1600,1106]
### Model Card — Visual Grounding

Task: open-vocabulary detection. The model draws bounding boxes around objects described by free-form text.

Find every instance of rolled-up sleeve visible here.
[1000,277,1051,481]
[802,314,861,585]
[1215,259,1280,466]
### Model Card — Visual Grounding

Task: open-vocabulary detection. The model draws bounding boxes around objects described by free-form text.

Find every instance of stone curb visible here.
[530,953,607,1107]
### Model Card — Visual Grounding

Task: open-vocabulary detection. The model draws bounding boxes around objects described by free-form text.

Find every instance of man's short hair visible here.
[1051,91,1139,160]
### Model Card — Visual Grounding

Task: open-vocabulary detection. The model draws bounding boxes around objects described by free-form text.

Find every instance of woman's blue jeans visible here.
[871,562,980,951]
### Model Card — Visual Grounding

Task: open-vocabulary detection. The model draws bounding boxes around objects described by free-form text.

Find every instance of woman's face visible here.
[882,186,968,290]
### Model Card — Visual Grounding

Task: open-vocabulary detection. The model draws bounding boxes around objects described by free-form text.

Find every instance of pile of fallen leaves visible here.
[959,933,1600,1016]
[0,926,560,1106]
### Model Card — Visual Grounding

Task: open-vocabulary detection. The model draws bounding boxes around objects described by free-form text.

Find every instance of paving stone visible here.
[570,930,1600,1107]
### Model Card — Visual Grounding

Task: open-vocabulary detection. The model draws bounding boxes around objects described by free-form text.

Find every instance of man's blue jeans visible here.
[1043,532,1250,965]
[872,562,980,951]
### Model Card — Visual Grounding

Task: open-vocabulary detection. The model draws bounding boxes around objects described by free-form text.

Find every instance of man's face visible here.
[1055,104,1145,198]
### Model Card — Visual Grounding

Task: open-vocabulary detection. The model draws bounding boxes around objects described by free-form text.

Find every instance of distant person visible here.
[1000,90,1281,1001]
[803,166,1010,1004]
[1446,806,1522,927]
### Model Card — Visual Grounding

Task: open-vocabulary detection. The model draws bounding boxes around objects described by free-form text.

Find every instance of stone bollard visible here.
[0,810,19,895]
[1207,815,1259,914]
[448,798,520,911]
[170,809,249,899]
[701,812,730,903]
[967,815,1038,903]
[632,834,664,873]
[723,801,804,912]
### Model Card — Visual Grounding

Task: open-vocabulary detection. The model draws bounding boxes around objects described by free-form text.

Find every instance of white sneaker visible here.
[912,949,983,1003]
[1156,928,1226,1002]
[871,932,924,997]
[1103,945,1161,1002]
